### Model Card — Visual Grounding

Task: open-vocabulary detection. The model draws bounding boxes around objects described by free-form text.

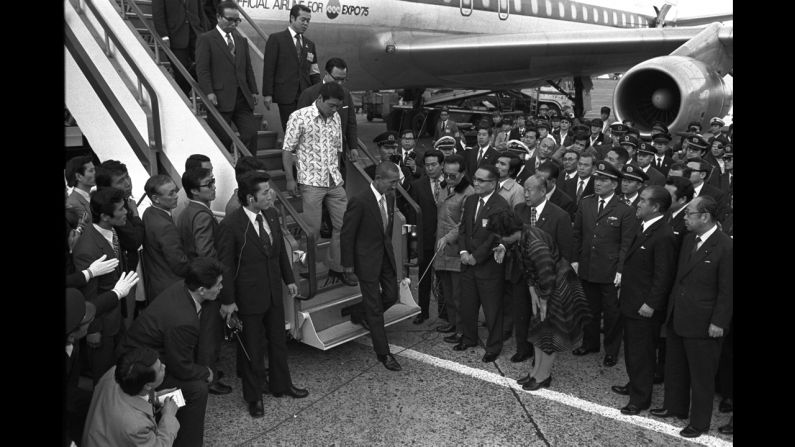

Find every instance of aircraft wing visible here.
[369,25,732,89]
[669,14,733,27]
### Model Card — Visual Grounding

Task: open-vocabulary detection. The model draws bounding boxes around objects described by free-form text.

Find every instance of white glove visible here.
[87,254,119,278]
[112,271,140,299]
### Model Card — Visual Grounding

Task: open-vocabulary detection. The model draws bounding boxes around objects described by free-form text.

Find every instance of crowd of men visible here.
[64,1,733,445]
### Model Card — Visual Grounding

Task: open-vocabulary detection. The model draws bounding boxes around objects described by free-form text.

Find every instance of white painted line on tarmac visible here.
[358,339,732,447]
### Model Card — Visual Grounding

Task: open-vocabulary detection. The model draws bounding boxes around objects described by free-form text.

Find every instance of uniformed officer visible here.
[651,132,674,176]
[705,116,726,141]
[620,134,639,163]
[571,161,638,367]
[620,164,649,210]
[636,142,667,186]
[434,135,458,159]
[683,134,709,162]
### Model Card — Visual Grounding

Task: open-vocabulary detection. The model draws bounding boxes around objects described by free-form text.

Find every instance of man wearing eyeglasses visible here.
[153,0,209,96]
[195,1,260,153]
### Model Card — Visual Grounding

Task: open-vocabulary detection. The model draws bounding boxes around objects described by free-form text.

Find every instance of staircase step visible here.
[255,148,283,170]
[256,130,279,151]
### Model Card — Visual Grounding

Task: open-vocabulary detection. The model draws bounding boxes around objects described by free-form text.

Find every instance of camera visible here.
[224,312,244,342]
[388,154,402,164]
[408,152,417,160]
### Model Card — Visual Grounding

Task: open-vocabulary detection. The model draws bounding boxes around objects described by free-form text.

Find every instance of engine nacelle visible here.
[613,56,732,135]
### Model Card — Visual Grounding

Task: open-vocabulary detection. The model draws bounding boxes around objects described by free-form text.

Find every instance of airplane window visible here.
[571,4,577,20]
[594,8,599,23]
[513,0,521,13]
[630,14,635,27]
[603,10,608,24]
[583,6,588,22]
[621,13,626,27]
[558,2,564,18]
[531,0,538,15]
[545,0,552,17]
[613,12,617,25]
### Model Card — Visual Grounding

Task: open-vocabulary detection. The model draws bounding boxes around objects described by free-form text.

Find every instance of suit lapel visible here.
[679,232,718,278]
[242,211,271,257]
[86,224,116,260]
[595,195,617,220]
[536,204,549,229]
[626,218,659,257]
[212,31,235,65]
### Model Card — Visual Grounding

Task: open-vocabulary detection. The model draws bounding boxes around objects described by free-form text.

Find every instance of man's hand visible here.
[287,283,298,298]
[263,96,272,111]
[529,286,539,316]
[436,238,447,252]
[86,332,101,349]
[459,251,470,265]
[465,254,477,266]
[127,197,140,217]
[113,271,140,299]
[571,262,579,274]
[207,93,218,106]
[88,254,119,278]
[538,300,548,321]
[347,149,360,162]
[613,272,622,287]
[638,303,655,318]
[708,324,724,338]
[161,37,170,49]
[161,396,179,417]
[286,179,299,195]
[68,229,81,253]
[206,367,214,383]
[220,303,238,323]
[405,157,417,173]
[492,244,506,264]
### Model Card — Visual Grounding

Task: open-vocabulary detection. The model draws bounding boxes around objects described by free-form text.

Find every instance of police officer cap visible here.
[590,118,603,128]
[609,122,629,135]
[651,121,669,134]
[66,288,95,335]
[637,141,656,155]
[434,135,456,149]
[536,121,551,130]
[652,132,672,142]
[593,161,621,180]
[710,117,725,127]
[722,144,733,158]
[685,135,708,150]
[506,140,531,159]
[621,164,649,183]
[374,131,399,147]
[620,134,638,147]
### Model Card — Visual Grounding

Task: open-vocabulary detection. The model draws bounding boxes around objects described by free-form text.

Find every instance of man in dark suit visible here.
[708,146,733,193]
[537,161,576,222]
[177,167,232,396]
[341,162,404,372]
[651,132,674,177]
[216,171,308,418]
[408,150,445,324]
[398,129,424,179]
[117,257,224,447]
[64,289,97,446]
[663,177,693,249]
[153,0,208,95]
[571,162,637,367]
[262,4,321,131]
[142,175,190,302]
[465,127,499,180]
[564,150,596,206]
[72,187,140,382]
[558,147,580,183]
[455,165,510,362]
[635,142,667,186]
[508,115,529,141]
[588,118,605,148]
[195,1,259,152]
[553,115,574,148]
[686,158,729,222]
[650,196,733,439]
[433,107,461,143]
[367,132,414,220]
[610,186,677,416]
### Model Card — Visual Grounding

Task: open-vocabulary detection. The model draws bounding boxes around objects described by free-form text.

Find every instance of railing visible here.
[73,0,161,175]
[233,0,270,44]
[119,0,319,298]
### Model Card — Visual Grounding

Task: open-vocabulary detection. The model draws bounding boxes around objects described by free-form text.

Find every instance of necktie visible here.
[295,34,302,60]
[432,178,441,204]
[576,179,584,201]
[530,207,537,227]
[477,148,484,164]
[379,196,388,233]
[111,228,121,260]
[693,235,702,253]
[624,196,631,206]
[226,33,235,56]
[255,214,272,248]
[656,157,663,168]
[598,199,605,214]
[475,198,486,224]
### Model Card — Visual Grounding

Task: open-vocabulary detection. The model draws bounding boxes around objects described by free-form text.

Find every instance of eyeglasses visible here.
[329,74,347,83]
[684,211,705,217]
[443,173,460,179]
[200,179,216,188]
[473,177,494,183]
[222,16,242,23]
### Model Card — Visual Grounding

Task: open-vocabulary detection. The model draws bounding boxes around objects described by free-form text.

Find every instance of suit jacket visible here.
[458,192,510,279]
[216,207,294,315]
[340,186,396,282]
[553,130,573,148]
[564,175,594,204]
[515,201,573,262]
[619,218,677,320]
[572,194,637,283]
[464,145,499,180]
[72,224,123,336]
[297,81,357,152]
[82,366,180,447]
[66,190,91,231]
[364,164,412,220]
[666,208,689,250]
[696,183,729,221]
[152,0,207,50]
[651,154,673,177]
[195,28,258,112]
[641,165,666,187]
[178,200,218,260]
[142,206,190,301]
[116,200,145,271]
[708,170,733,194]
[548,185,576,221]
[666,229,733,337]
[262,29,320,104]
[589,133,605,149]
[408,176,441,251]
[433,178,475,272]
[508,127,528,140]
[433,119,460,141]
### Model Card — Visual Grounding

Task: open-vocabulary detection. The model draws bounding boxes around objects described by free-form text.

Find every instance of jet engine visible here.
[613,55,732,135]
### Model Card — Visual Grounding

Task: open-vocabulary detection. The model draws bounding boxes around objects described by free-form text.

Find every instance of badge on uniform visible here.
[482,218,489,228]
[608,216,618,222]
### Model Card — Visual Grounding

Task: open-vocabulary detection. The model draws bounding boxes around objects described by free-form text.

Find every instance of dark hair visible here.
[537,161,560,180]
[423,149,444,166]
[236,171,271,205]
[601,106,611,114]
[144,175,175,199]
[90,187,126,224]
[643,185,672,214]
[579,148,598,163]
[694,195,718,222]
[665,176,695,203]
[524,128,539,138]
[216,1,237,16]
[290,4,311,20]
[374,161,400,179]
[486,209,523,237]
[185,257,224,291]
[234,156,266,178]
[497,152,522,179]
[182,167,212,200]
[477,164,499,182]
[185,154,211,171]
[443,154,465,172]
[476,126,493,136]
[325,57,347,74]
[115,347,159,396]
[96,160,128,188]
[608,147,629,165]
[65,155,93,187]
[562,148,580,159]
[668,162,692,178]
[319,82,345,101]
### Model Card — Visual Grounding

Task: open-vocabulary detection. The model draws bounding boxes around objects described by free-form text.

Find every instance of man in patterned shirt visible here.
[282,82,357,286]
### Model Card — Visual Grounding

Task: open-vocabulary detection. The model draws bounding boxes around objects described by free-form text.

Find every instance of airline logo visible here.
[327,0,370,19]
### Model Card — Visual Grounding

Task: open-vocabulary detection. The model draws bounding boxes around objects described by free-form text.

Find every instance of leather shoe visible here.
[718,417,733,435]
[378,353,402,371]
[603,355,617,367]
[611,384,629,396]
[649,408,688,420]
[516,374,533,386]
[510,352,533,363]
[272,384,309,399]
[443,333,462,344]
[412,313,429,325]
[522,376,552,391]
[248,399,264,418]
[572,346,598,356]
[620,404,646,415]
[679,425,706,438]
[208,380,232,395]
[337,271,359,287]
[436,323,456,333]
[482,352,499,363]
[453,341,477,351]
[719,397,733,413]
